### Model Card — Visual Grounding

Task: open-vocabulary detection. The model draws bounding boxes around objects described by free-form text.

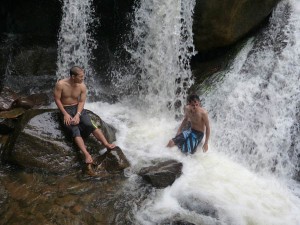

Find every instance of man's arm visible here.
[54,82,72,125]
[71,84,87,125]
[202,111,210,152]
[176,106,189,135]
[77,84,87,114]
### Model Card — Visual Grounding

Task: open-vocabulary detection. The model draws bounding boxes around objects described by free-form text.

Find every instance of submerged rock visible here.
[138,160,183,188]
[2,109,119,174]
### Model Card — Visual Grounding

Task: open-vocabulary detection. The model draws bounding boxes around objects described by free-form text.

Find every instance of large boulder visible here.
[1,109,118,174]
[193,0,280,52]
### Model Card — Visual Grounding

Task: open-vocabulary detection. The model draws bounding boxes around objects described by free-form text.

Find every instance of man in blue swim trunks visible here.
[167,94,210,154]
[54,66,115,164]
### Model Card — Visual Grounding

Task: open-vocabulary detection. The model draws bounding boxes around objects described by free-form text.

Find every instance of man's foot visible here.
[105,143,116,150]
[85,154,94,164]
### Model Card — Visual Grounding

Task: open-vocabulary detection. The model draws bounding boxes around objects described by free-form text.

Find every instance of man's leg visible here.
[92,128,116,149]
[74,136,93,163]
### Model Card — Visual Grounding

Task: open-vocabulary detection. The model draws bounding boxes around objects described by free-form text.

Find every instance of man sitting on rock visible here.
[54,66,115,164]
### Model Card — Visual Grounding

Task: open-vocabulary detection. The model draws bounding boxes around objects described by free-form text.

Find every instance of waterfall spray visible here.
[56,0,98,85]
[204,0,300,178]
[121,0,196,116]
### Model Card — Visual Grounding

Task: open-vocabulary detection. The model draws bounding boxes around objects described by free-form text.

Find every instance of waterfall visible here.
[87,0,300,224]
[56,0,97,84]
[203,0,300,178]
[116,0,196,116]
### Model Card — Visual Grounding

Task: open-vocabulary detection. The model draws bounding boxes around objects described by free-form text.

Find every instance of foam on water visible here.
[86,100,300,225]
[86,0,300,224]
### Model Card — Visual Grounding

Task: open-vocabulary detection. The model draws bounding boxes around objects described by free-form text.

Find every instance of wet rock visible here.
[99,146,130,172]
[70,204,83,215]
[2,109,117,174]
[193,0,280,52]
[0,87,19,111]
[138,160,183,188]
[11,93,50,109]
[0,181,9,215]
[83,146,130,177]
[0,135,9,150]
[0,118,16,134]
[0,107,26,119]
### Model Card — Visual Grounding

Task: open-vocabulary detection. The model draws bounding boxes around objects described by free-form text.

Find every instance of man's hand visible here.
[71,114,80,125]
[64,114,73,125]
[203,143,208,152]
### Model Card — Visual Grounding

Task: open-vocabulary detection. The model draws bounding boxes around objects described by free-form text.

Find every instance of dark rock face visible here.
[2,109,117,173]
[0,0,280,95]
[0,182,8,216]
[0,118,16,135]
[138,160,183,188]
[193,0,280,52]
[0,0,61,89]
[0,0,61,38]
[11,93,50,109]
[0,87,18,111]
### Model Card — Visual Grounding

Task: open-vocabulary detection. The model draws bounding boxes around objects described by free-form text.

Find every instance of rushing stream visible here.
[85,0,300,224]
[1,0,300,224]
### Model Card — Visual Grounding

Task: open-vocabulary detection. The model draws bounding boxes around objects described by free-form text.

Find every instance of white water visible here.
[118,0,196,116]
[83,0,300,224]
[56,0,97,82]
[52,0,300,223]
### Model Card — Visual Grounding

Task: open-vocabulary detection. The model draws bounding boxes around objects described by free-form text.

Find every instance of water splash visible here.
[56,0,98,85]
[116,0,196,116]
[203,0,300,178]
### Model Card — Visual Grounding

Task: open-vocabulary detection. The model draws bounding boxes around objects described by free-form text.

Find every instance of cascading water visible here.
[86,0,300,224]
[116,0,196,115]
[203,0,300,179]
[56,0,97,84]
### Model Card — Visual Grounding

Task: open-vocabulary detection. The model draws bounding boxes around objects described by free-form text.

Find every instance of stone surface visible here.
[2,109,118,174]
[0,87,19,111]
[11,93,50,109]
[193,0,280,52]
[0,181,9,216]
[96,146,130,172]
[138,160,183,188]
[0,118,17,135]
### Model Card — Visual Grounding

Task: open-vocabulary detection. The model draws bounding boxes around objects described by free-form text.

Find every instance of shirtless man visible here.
[54,66,115,164]
[167,94,210,154]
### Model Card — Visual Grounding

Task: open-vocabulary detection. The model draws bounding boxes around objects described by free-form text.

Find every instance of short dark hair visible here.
[187,94,200,103]
[70,66,83,77]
